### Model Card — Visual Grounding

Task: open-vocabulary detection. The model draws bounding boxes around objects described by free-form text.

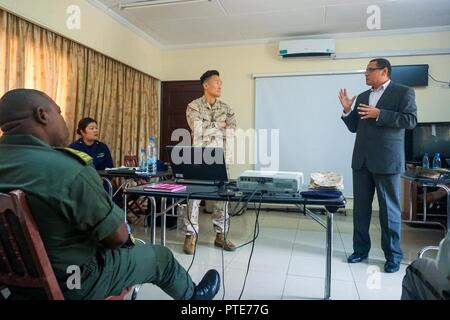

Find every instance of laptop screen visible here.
[167,146,228,183]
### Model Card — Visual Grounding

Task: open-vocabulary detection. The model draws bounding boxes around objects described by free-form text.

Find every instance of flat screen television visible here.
[391,64,429,87]
[405,122,450,167]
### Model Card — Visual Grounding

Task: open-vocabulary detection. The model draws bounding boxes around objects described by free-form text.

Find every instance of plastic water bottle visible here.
[147,136,157,175]
[139,147,147,172]
[422,153,430,169]
[432,152,441,169]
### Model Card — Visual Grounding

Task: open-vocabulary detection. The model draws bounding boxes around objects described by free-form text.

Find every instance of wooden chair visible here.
[0,190,135,300]
[0,190,64,300]
[124,155,139,167]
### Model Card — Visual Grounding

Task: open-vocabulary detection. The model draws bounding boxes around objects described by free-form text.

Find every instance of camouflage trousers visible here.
[184,200,229,235]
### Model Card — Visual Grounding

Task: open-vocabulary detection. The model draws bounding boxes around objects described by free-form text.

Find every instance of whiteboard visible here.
[255,71,369,197]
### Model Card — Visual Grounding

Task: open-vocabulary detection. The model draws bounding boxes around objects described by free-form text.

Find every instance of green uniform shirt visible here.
[0,135,124,282]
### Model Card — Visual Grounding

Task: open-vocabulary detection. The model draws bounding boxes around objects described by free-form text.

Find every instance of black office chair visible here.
[418,246,439,259]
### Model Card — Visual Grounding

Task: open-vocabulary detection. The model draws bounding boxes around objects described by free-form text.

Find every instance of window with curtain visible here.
[0,8,159,166]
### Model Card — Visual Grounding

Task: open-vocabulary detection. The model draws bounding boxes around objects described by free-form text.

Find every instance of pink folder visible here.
[143,183,187,192]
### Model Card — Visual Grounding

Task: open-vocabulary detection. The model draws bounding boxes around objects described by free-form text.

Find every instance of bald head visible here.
[0,89,54,129]
[0,89,69,147]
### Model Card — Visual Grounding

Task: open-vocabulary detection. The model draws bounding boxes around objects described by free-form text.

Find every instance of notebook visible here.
[143,183,187,193]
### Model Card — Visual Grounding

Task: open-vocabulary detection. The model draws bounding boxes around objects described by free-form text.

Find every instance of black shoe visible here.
[190,269,220,300]
[347,252,368,263]
[384,261,400,273]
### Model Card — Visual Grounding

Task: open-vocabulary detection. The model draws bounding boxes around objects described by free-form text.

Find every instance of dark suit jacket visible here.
[342,81,417,174]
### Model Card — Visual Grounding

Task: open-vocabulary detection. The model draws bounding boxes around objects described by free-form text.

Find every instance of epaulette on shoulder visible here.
[55,147,93,165]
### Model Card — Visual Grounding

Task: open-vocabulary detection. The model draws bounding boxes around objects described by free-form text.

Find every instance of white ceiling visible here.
[92,0,450,48]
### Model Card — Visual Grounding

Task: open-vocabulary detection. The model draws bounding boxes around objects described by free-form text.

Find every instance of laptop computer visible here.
[166,146,228,185]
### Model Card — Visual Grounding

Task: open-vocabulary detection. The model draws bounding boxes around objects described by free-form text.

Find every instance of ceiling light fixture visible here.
[119,0,212,10]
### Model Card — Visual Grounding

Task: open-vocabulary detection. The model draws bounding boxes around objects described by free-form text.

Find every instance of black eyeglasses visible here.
[365,67,384,73]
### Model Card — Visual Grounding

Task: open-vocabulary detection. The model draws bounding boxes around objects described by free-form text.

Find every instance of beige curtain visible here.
[0,9,159,166]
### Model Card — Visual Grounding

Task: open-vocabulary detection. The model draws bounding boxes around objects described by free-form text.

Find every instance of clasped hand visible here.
[339,89,380,120]
[358,104,380,120]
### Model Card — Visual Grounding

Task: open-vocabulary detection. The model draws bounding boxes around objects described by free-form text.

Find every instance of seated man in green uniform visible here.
[0,88,220,300]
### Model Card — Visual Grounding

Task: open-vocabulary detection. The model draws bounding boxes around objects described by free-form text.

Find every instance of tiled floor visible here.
[130,207,444,300]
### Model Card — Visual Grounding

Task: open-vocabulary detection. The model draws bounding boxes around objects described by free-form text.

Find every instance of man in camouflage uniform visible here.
[0,89,220,300]
[184,70,236,255]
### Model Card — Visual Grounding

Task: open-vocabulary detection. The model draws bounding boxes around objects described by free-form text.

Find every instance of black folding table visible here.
[124,183,345,300]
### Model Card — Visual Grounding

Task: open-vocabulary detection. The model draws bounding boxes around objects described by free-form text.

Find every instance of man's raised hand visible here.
[339,88,356,113]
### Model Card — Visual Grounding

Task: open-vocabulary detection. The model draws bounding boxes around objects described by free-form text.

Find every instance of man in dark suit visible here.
[339,58,417,273]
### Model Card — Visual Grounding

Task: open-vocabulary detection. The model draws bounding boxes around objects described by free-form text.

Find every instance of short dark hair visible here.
[76,117,97,135]
[370,58,391,77]
[200,70,220,85]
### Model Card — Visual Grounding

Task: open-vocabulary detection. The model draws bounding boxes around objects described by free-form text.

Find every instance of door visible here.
[160,81,203,162]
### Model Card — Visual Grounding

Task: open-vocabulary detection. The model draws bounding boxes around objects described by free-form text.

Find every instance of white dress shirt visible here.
[342,79,391,119]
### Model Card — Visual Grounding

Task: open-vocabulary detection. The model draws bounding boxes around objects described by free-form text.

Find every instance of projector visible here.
[237,170,304,194]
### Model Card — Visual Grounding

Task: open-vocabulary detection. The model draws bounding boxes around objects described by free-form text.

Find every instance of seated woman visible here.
[70,118,134,245]
[69,117,113,170]
[69,117,119,204]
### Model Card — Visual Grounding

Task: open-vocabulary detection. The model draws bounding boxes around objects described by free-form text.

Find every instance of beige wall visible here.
[0,0,163,79]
